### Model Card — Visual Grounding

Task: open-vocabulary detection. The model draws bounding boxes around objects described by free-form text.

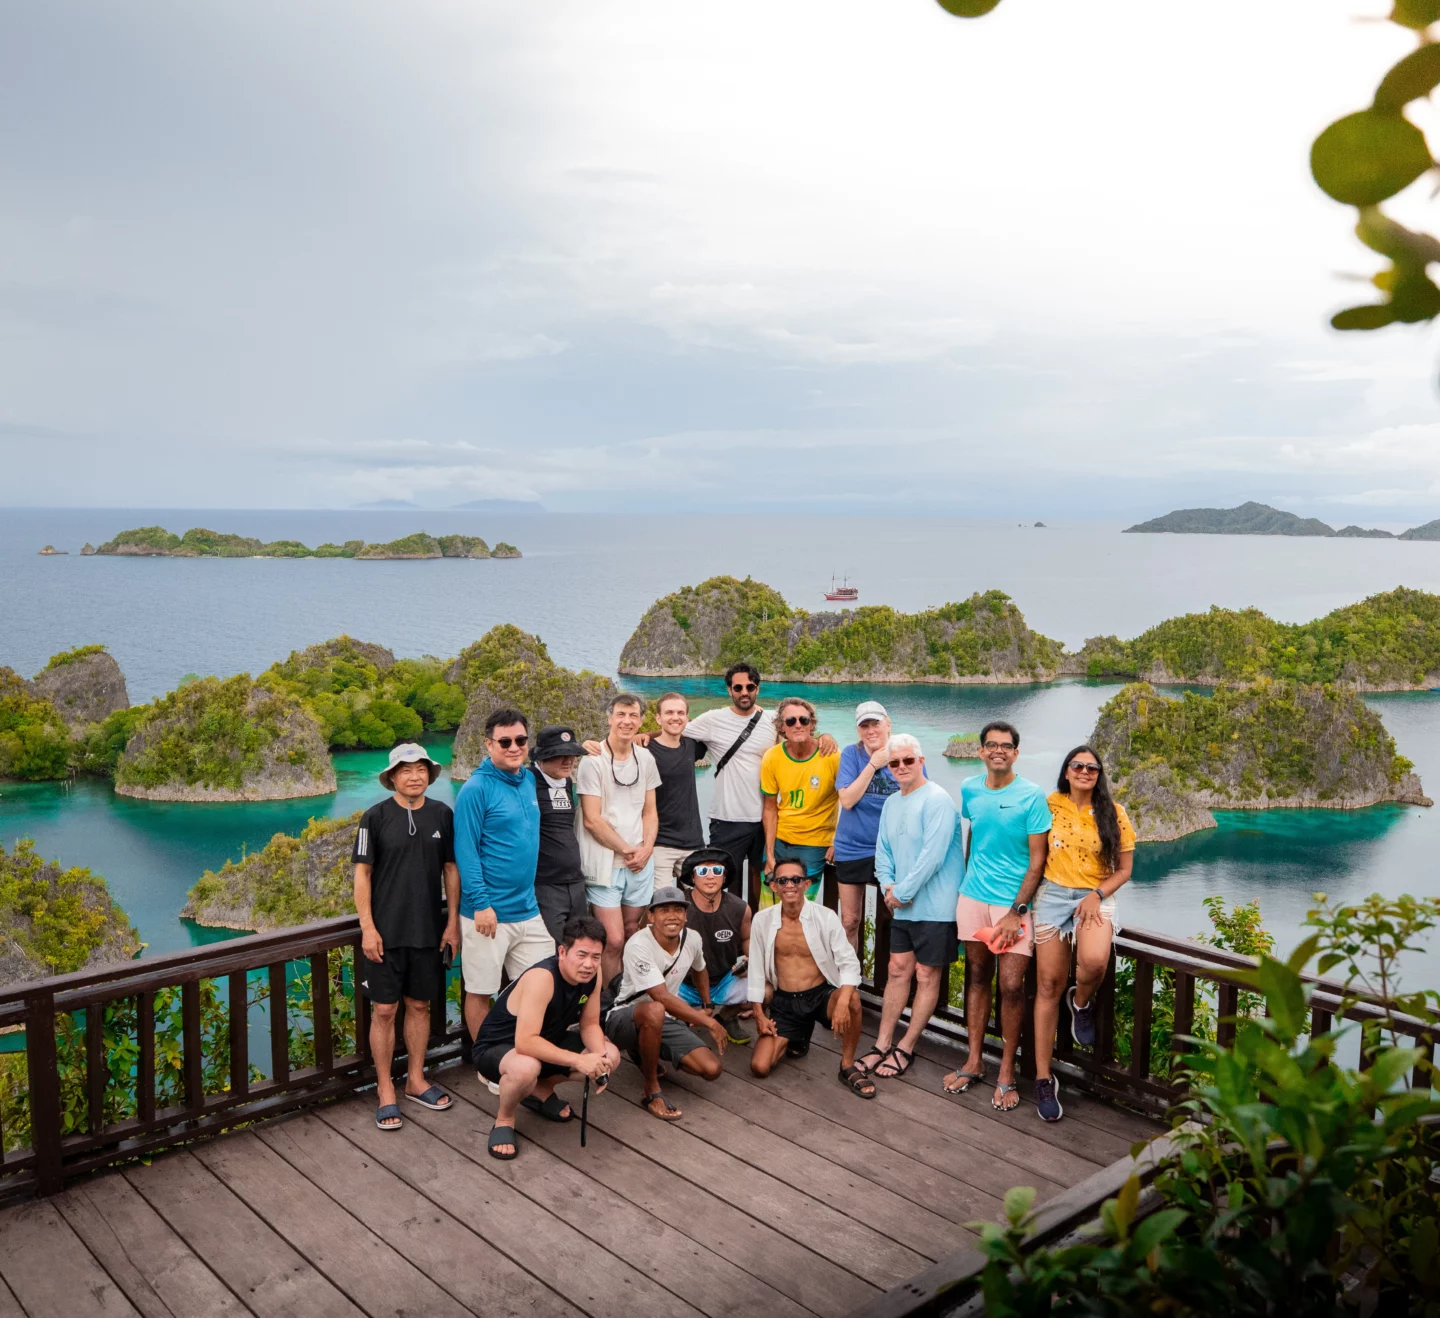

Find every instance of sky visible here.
[5,0,1440,520]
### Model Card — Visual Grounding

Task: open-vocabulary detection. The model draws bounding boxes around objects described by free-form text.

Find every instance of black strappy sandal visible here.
[641,1091,683,1121]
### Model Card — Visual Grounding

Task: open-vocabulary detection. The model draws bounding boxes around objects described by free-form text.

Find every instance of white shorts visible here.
[461,914,555,997]
[651,845,695,884]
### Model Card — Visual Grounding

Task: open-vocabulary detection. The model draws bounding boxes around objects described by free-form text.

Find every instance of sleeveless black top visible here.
[685,890,748,980]
[471,954,597,1061]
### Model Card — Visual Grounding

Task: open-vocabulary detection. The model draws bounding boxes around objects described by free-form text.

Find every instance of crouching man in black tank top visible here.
[472,916,620,1160]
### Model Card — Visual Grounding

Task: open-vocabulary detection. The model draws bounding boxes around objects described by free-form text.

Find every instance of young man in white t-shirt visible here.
[604,886,726,1120]
[577,692,661,981]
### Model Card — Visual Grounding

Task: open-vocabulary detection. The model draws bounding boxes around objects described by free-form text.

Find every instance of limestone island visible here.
[619,576,1063,683]
[114,675,336,801]
[943,733,983,759]
[0,840,141,986]
[1092,679,1431,842]
[37,545,66,555]
[0,646,136,783]
[32,645,129,730]
[183,813,359,931]
[1123,502,1389,537]
[88,525,520,559]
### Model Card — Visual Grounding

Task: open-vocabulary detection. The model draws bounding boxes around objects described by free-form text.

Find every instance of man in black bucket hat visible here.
[353,742,460,1131]
[530,725,591,943]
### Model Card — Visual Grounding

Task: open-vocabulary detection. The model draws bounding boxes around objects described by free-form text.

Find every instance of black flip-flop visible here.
[521,1093,574,1123]
[487,1125,519,1160]
[943,1069,986,1095]
[375,1103,403,1131]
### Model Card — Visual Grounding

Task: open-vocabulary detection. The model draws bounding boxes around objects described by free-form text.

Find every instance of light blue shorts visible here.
[586,860,656,910]
[1033,879,1118,944]
[677,970,748,1008]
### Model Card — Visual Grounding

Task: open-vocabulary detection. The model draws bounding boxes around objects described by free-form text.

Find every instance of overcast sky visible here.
[4,0,1440,519]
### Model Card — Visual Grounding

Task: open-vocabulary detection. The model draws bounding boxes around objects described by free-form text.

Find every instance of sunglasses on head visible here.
[691,864,726,878]
[983,740,1016,751]
[783,714,812,727]
[1068,760,1101,774]
[887,755,918,768]
[772,872,809,887]
[730,682,757,693]
[491,735,528,749]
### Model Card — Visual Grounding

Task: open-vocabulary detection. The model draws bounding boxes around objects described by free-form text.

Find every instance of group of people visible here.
[350,662,1136,1160]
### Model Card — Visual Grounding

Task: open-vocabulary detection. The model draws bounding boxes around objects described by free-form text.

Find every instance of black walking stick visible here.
[580,1075,590,1147]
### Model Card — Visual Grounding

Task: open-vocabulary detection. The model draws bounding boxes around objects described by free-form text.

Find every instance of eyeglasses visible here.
[730,682,757,693]
[691,864,725,878]
[982,740,1016,751]
[783,715,812,727]
[1068,761,1101,774]
[490,735,529,749]
[771,873,809,886]
[887,755,918,768]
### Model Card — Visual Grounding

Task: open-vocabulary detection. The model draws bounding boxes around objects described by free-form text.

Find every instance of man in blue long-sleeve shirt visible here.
[455,706,549,1041]
[860,733,964,1082]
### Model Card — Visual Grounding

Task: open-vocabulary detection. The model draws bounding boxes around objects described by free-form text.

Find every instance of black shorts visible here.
[770,982,838,1045]
[890,919,959,968]
[475,1029,585,1083]
[833,857,876,886]
[535,878,588,944]
[707,819,764,896]
[360,945,442,1005]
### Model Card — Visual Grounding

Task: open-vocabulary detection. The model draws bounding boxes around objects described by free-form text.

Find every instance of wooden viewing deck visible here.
[0,1016,1160,1318]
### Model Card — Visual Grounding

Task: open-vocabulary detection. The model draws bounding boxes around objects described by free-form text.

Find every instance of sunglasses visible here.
[730,682,758,693]
[887,755,918,768]
[691,864,726,878]
[1068,760,1101,774]
[771,873,809,887]
[490,735,529,749]
[982,740,1016,751]
[783,715,812,727]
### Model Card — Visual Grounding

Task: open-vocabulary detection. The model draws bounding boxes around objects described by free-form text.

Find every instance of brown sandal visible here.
[642,1091,683,1120]
[839,1065,877,1099]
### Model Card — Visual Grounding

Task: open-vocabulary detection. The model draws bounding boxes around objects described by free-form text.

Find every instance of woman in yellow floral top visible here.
[1029,744,1135,1123]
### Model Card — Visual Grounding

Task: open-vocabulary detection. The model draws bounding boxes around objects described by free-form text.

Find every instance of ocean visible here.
[5,508,1440,982]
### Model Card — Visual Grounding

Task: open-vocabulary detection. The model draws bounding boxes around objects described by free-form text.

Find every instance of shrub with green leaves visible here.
[42,644,108,670]
[0,668,71,781]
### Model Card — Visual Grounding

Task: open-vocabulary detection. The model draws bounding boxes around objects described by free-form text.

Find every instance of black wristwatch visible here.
[701,1001,714,1012]
[1010,901,1029,917]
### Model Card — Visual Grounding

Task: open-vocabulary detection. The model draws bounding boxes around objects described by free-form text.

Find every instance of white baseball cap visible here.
[379,742,440,788]
[855,700,888,725]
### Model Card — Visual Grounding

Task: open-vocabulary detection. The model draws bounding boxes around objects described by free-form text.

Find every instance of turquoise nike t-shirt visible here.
[959,775,1052,905]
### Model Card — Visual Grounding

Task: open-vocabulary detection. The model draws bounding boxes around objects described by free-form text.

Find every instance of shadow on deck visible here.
[0,1019,1160,1318]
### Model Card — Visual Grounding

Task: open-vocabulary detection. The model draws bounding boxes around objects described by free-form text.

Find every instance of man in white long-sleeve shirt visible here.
[747,858,875,1099]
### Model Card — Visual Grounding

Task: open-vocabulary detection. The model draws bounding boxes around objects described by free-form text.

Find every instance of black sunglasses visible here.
[491,735,529,749]
[783,714,812,727]
[1068,760,1101,774]
[771,872,809,886]
[730,682,758,693]
[888,755,917,768]
[691,863,726,878]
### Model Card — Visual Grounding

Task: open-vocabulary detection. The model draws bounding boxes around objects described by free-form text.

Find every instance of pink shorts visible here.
[955,895,1034,957]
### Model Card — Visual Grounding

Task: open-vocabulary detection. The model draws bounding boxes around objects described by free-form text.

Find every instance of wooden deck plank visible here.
[572,1075,927,1289]
[54,1175,248,1318]
[193,1131,473,1318]
[722,1045,1070,1200]
[256,1110,583,1318]
[317,1094,713,1318]
[0,1199,141,1318]
[434,1068,874,1318]
[125,1150,363,1318]
[0,1276,24,1318]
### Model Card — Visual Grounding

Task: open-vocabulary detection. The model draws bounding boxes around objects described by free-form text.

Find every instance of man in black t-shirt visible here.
[530,725,590,943]
[648,692,707,883]
[353,742,461,1131]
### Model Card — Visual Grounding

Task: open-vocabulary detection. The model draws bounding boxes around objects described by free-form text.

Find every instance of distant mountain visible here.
[1125,502,1341,537]
[1399,520,1440,541]
[355,499,419,510]
[449,498,546,514]
[1334,525,1395,539]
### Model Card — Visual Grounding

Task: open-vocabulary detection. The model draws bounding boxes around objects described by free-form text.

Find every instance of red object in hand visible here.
[971,920,1032,954]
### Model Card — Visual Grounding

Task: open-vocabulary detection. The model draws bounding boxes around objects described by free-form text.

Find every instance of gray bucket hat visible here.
[379,742,441,789]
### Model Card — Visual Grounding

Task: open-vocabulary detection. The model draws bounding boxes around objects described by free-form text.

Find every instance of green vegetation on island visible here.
[1071,587,1440,690]
[32,645,130,729]
[0,668,73,781]
[1091,679,1430,841]
[0,840,141,985]
[619,575,1064,682]
[114,675,336,801]
[1123,502,1393,537]
[183,813,359,931]
[944,732,983,759]
[86,525,520,559]
[450,625,617,780]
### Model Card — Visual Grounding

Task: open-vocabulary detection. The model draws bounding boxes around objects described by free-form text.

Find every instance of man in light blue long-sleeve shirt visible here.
[858,733,964,1082]
[454,706,548,1042]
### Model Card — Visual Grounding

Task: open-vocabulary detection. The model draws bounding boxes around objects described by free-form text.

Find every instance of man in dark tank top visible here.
[471,916,620,1161]
[675,848,752,1039]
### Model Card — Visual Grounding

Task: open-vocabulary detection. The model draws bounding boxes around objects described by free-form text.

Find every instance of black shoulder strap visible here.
[610,935,691,1012]
[713,711,764,777]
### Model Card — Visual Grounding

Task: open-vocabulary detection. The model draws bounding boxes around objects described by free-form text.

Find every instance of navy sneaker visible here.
[1068,985,1097,1047]
[1034,1075,1063,1123]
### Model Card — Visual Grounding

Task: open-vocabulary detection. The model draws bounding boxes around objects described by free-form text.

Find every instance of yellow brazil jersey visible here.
[1044,791,1135,889]
[760,744,840,847]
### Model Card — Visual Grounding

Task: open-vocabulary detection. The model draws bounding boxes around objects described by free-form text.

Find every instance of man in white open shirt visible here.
[604,886,726,1121]
[747,858,875,1099]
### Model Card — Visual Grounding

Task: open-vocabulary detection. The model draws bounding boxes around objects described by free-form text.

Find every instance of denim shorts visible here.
[586,860,656,909]
[1033,879,1118,944]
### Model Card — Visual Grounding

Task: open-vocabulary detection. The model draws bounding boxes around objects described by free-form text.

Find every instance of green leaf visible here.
[1257,955,1308,1039]
[1376,43,1440,111]
[1130,1208,1187,1259]
[1003,1185,1035,1225]
[1392,0,1440,29]
[1311,110,1433,206]
[1285,932,1322,975]
[936,0,1003,13]
[1111,1175,1141,1237]
[1332,303,1398,331]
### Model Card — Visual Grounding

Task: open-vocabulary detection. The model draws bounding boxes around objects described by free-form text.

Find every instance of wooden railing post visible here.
[24,990,63,1197]
[873,896,893,994]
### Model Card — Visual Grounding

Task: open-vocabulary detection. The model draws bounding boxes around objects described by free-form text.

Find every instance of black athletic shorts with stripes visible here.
[769,982,837,1047]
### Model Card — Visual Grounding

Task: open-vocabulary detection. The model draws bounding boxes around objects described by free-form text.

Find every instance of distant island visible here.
[1123,502,1392,537]
[80,526,521,559]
